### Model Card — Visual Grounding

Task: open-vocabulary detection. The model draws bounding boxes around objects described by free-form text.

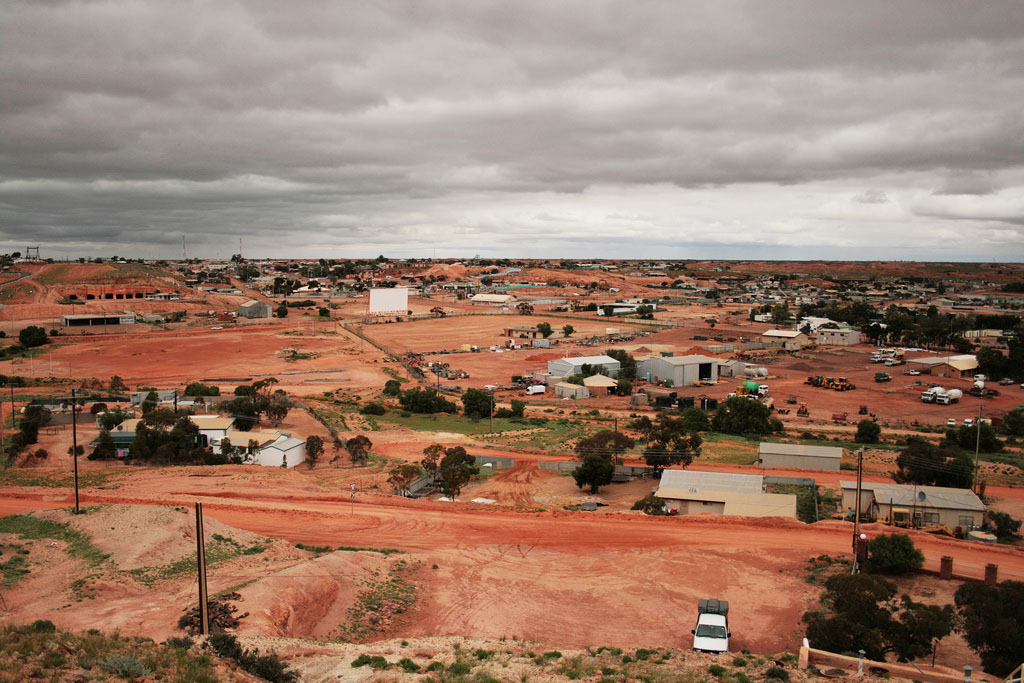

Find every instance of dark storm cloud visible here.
[1,0,1023,259]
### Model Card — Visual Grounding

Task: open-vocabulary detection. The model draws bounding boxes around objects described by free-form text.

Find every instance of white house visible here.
[637,355,718,386]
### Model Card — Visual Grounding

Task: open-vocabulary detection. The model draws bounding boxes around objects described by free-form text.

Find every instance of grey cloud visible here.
[1,1,1023,259]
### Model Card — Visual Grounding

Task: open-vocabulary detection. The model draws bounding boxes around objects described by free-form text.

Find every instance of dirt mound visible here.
[788,362,815,372]
[34,504,264,570]
[525,352,561,361]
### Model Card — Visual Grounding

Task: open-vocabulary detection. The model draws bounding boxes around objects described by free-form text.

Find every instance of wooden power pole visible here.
[195,502,210,636]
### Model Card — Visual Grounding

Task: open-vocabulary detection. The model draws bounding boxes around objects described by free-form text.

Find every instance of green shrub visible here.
[709,663,728,679]
[100,655,153,679]
[425,661,445,672]
[448,661,471,675]
[166,636,193,650]
[733,656,747,666]
[351,653,390,670]
[360,402,387,415]
[766,666,790,681]
[475,648,495,660]
[398,657,419,672]
[31,620,56,633]
[866,533,924,575]
[541,651,562,660]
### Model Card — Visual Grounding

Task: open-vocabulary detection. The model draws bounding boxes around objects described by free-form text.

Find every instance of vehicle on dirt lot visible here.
[874,372,892,383]
[999,378,1014,386]
[525,385,546,395]
[692,599,730,653]
[907,369,921,376]
[963,417,974,427]
[947,418,957,427]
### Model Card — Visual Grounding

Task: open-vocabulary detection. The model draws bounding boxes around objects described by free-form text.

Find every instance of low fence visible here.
[798,641,992,683]
[538,460,578,472]
[475,455,515,469]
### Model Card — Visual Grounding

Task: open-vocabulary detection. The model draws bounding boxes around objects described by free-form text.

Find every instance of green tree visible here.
[346,435,373,464]
[89,402,108,415]
[866,533,924,575]
[574,430,634,463]
[109,375,128,393]
[508,399,526,418]
[88,430,116,460]
[516,302,533,315]
[616,378,632,395]
[184,382,220,397]
[220,437,236,460]
[988,511,1021,540]
[382,379,402,396]
[305,435,324,469]
[855,419,881,444]
[956,423,1003,452]
[893,437,973,488]
[536,322,553,338]
[803,573,951,662]
[221,396,258,430]
[19,404,52,445]
[265,395,292,426]
[98,407,133,431]
[437,446,478,499]
[18,325,48,348]
[461,388,493,419]
[275,303,288,318]
[140,390,160,415]
[399,387,457,414]
[679,406,709,432]
[954,580,1024,677]
[562,324,574,337]
[631,493,668,515]
[421,443,445,482]
[770,303,790,324]
[643,415,702,475]
[318,307,330,317]
[388,463,422,495]
[711,396,776,435]
[573,453,616,493]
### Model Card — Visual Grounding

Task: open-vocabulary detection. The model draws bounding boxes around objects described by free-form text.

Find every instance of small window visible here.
[702,501,713,506]
[959,515,975,529]
[923,513,939,525]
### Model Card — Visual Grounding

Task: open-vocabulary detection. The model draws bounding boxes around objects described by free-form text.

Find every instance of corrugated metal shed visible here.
[658,469,763,494]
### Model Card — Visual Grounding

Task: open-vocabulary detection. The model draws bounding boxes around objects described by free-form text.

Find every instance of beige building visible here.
[582,374,618,396]
[655,470,796,519]
[760,329,809,350]
[815,328,862,346]
[552,382,590,399]
[758,442,842,471]
[840,481,985,530]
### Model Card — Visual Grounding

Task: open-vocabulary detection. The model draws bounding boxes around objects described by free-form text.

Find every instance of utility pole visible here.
[195,502,210,636]
[173,390,178,415]
[489,391,494,433]
[973,405,983,494]
[853,447,863,548]
[71,387,79,514]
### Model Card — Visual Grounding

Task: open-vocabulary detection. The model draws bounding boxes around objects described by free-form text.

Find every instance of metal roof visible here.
[659,469,763,494]
[840,481,984,511]
[655,354,719,365]
[758,442,842,459]
[551,354,619,366]
[654,488,797,518]
[583,374,617,386]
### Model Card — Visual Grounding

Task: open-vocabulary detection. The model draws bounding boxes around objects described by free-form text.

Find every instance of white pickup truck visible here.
[691,598,730,653]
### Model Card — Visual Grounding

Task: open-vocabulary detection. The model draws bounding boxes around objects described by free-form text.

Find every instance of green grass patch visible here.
[382,367,408,383]
[336,545,403,555]
[765,483,818,523]
[337,559,419,641]
[700,432,761,465]
[0,470,121,489]
[1,550,30,586]
[0,514,109,567]
[122,534,266,586]
[0,622,216,682]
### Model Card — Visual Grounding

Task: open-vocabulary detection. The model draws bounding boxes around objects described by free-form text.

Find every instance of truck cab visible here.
[691,598,730,653]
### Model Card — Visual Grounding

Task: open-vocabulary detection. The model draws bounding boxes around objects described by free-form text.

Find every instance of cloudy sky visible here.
[2,1,1023,261]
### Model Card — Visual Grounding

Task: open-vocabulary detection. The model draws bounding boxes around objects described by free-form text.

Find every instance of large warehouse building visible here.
[758,442,842,471]
[547,355,620,378]
[638,354,719,386]
[61,313,136,328]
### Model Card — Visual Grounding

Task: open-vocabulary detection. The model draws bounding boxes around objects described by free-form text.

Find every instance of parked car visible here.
[907,369,921,376]
[963,418,974,427]
[947,418,957,427]
[210,326,223,330]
